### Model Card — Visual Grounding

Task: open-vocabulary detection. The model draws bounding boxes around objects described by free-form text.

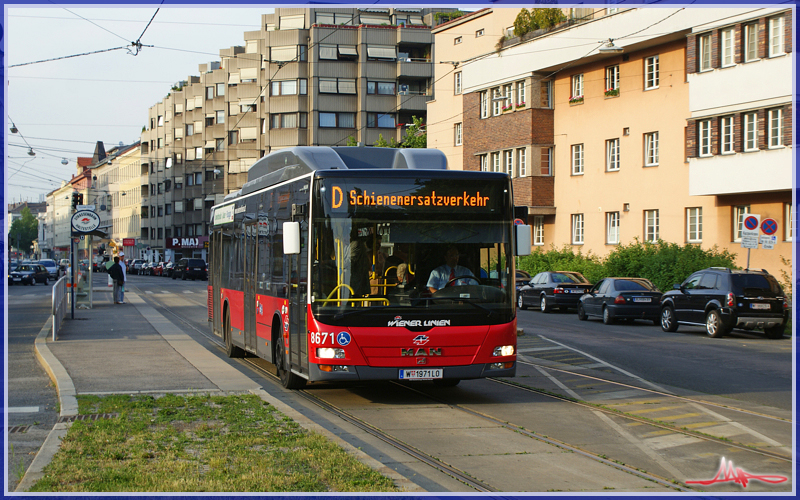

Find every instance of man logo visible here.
[412,335,429,345]
[401,348,442,356]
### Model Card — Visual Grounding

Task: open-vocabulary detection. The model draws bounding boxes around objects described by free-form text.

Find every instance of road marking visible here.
[518,346,562,352]
[182,291,194,294]
[592,410,687,479]
[644,433,701,451]
[657,412,702,421]
[628,405,683,415]
[688,402,784,447]
[8,407,39,413]
[533,365,582,400]
[539,335,673,393]
[145,291,154,294]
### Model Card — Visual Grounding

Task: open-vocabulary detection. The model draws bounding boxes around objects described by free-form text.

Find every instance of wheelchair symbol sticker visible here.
[336,331,351,346]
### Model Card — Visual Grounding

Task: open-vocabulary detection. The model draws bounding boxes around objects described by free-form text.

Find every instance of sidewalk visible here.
[22,288,417,492]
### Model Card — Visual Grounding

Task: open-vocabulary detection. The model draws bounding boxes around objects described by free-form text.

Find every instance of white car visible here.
[37,259,61,279]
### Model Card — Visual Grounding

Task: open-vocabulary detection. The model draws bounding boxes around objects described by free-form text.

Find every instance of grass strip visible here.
[30,393,398,493]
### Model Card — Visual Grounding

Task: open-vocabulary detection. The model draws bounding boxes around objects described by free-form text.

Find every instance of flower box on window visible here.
[516,102,526,109]
[501,104,513,112]
[604,88,619,98]
[569,96,584,105]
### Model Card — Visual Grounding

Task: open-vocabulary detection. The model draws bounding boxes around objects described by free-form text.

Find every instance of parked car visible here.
[131,259,146,275]
[518,271,592,312]
[173,258,208,281]
[515,270,531,292]
[143,262,155,275]
[37,259,61,279]
[660,267,788,339]
[152,262,164,277]
[163,261,174,277]
[9,263,50,286]
[577,278,662,325]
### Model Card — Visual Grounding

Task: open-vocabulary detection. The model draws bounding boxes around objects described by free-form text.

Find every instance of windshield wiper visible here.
[416,297,494,317]
[333,306,394,320]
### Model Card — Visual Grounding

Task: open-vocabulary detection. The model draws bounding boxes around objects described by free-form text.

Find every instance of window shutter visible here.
[240,127,258,140]
[228,73,240,85]
[240,67,258,80]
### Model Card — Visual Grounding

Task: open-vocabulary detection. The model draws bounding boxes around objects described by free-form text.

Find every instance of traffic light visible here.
[77,193,83,206]
[71,192,79,210]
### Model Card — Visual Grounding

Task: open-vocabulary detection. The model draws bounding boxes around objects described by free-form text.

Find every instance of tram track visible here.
[145,292,790,492]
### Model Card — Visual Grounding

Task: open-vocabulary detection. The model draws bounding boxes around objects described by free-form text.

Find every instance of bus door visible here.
[288,204,309,376]
[211,230,221,336]
[244,221,258,352]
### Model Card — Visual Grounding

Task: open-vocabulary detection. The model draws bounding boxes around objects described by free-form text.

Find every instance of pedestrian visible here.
[118,252,127,304]
[108,256,125,304]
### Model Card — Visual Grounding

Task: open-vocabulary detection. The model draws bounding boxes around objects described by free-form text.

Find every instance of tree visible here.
[398,115,426,148]
[345,136,358,147]
[513,8,566,38]
[8,207,39,256]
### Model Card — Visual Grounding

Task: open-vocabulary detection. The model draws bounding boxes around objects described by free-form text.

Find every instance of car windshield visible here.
[40,260,56,266]
[188,259,205,267]
[553,273,584,284]
[17,265,32,271]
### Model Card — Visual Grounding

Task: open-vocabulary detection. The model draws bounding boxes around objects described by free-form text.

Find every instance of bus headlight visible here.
[493,345,515,357]
[317,347,345,359]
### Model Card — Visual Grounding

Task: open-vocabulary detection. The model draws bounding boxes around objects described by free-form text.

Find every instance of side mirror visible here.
[283,222,300,255]
[673,283,682,290]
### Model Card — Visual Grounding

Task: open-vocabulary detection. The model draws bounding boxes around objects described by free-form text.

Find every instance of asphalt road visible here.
[6,279,60,491]
[516,307,793,411]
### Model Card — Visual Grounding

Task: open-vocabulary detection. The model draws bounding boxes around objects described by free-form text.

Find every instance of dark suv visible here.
[660,267,788,338]
[173,258,207,281]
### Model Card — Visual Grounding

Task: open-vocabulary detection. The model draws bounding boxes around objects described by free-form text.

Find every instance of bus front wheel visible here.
[276,335,306,389]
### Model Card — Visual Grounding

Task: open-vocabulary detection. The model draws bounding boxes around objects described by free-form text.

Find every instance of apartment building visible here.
[428,7,792,274]
[139,7,452,263]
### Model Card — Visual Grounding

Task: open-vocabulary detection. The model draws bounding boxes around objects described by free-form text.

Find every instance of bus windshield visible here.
[310,175,514,326]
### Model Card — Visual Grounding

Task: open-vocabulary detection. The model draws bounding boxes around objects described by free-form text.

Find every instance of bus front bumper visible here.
[309,362,516,382]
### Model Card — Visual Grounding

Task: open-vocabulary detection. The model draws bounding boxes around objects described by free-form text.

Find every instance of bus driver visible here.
[427,246,474,293]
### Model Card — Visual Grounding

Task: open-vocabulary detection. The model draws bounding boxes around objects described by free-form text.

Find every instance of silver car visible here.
[37,259,61,279]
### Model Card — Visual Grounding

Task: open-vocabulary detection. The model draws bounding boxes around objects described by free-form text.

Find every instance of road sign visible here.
[514,218,524,226]
[760,235,777,249]
[761,218,778,236]
[71,210,101,232]
[76,204,95,211]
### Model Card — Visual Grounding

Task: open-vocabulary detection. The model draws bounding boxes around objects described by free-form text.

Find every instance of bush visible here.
[517,240,737,292]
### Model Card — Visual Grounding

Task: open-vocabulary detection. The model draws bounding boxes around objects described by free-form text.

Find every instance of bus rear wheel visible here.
[276,334,306,389]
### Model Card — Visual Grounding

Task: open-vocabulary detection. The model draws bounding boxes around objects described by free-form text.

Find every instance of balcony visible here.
[397,59,432,78]
[688,148,792,197]
[396,93,430,111]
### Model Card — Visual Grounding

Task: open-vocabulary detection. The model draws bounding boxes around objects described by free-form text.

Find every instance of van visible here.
[173,258,207,281]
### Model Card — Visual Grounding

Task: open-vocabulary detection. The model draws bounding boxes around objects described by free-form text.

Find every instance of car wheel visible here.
[602,306,614,325]
[764,324,785,339]
[276,333,306,389]
[517,294,526,310]
[660,306,678,332]
[540,295,552,313]
[705,309,729,338]
[577,303,587,321]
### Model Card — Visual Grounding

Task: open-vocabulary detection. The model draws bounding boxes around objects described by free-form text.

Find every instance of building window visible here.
[645,55,659,89]
[644,209,659,243]
[186,123,194,136]
[503,150,513,175]
[320,78,356,94]
[769,16,785,57]
[686,207,702,243]
[571,144,584,175]
[768,108,783,147]
[533,216,544,246]
[228,130,238,144]
[785,203,794,241]
[475,29,484,37]
[454,122,462,146]
[319,112,355,128]
[367,81,396,95]
[516,80,526,106]
[542,80,552,108]
[195,147,203,159]
[699,34,712,71]
[644,132,659,166]
[542,147,553,176]
[491,152,500,173]
[157,138,164,148]
[367,113,395,128]
[699,120,712,156]
[721,28,734,67]
[720,116,734,154]
[744,112,758,151]
[216,138,225,151]
[454,72,462,94]
[733,205,750,242]
[502,84,512,109]
[571,74,583,100]
[606,138,620,171]
[215,110,225,125]
[606,212,620,244]
[605,65,619,92]
[157,115,164,127]
[571,214,584,245]
[480,91,489,119]
[216,83,225,97]
[744,23,758,62]
[454,36,462,45]
[240,103,256,113]
[165,203,172,215]
[517,148,527,177]
[479,154,488,172]
[492,87,502,116]
[206,86,214,99]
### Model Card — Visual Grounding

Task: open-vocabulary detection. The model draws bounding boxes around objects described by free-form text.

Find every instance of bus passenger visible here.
[427,246,474,293]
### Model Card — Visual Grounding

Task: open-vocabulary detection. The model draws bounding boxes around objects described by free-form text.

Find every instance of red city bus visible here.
[209,146,531,388]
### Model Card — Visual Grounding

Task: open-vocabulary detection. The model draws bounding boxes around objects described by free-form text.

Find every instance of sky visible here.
[5,5,274,204]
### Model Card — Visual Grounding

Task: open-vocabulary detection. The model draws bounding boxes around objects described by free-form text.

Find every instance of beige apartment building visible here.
[139,7,453,263]
[428,7,793,275]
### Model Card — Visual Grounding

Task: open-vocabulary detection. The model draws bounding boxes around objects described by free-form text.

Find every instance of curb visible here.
[19,317,79,491]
